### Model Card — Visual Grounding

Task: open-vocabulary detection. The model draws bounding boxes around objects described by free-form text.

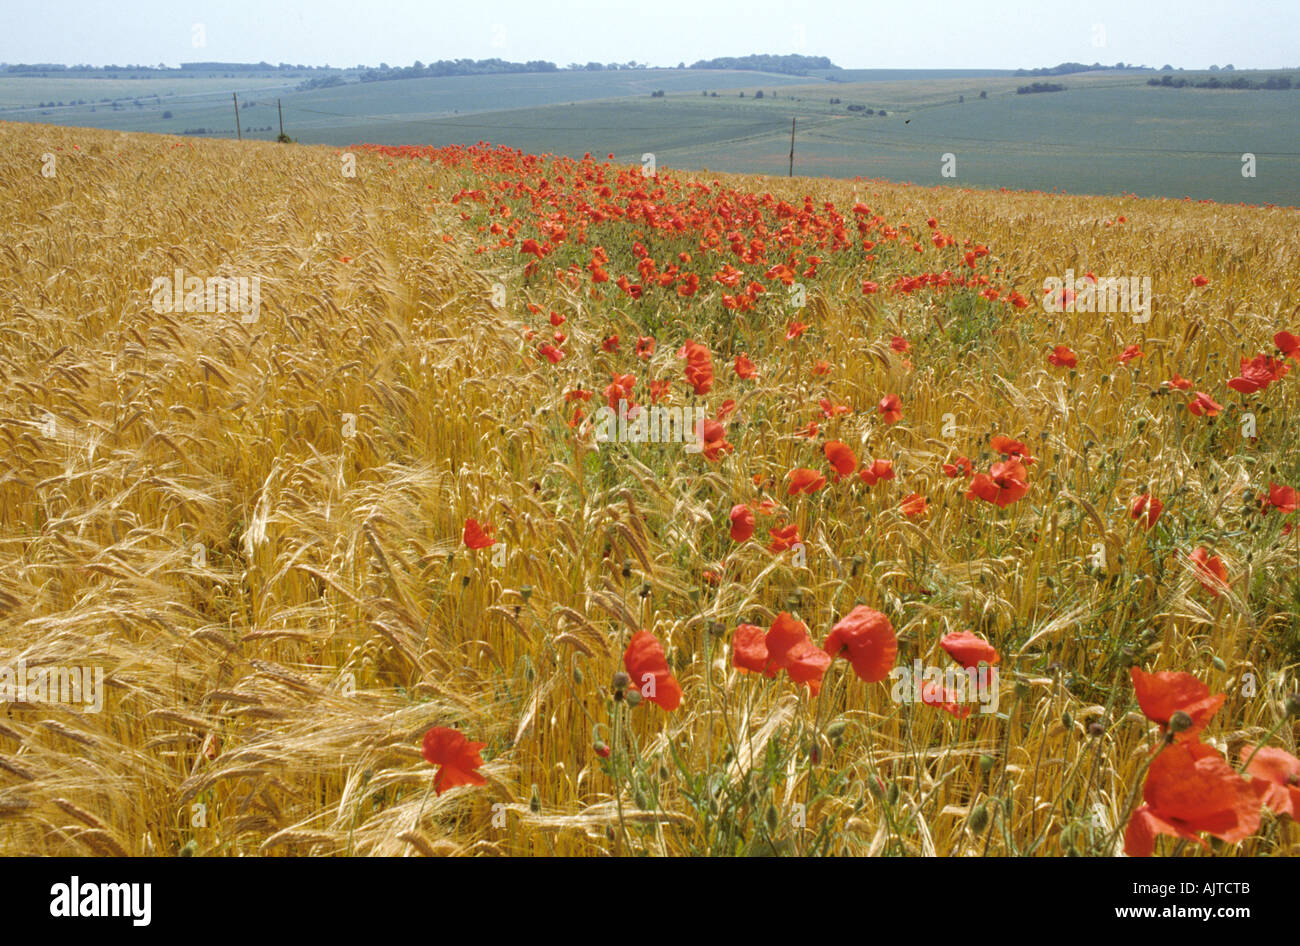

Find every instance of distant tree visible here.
[958,94,964,102]
[754,89,764,98]
[1223,64,1234,70]
[1160,64,1173,71]
[1209,64,1219,71]
[979,90,987,98]
[677,62,685,69]
[162,110,173,118]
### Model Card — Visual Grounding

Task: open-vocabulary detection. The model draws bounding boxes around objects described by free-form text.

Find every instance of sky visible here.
[1,0,1295,71]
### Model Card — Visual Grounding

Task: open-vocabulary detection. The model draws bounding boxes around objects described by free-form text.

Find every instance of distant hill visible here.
[688,54,836,75]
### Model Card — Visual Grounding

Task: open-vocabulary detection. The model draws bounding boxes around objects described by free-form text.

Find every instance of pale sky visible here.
[1,0,1295,71]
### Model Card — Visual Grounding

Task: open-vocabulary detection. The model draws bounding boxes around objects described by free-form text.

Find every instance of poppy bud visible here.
[638,582,651,598]
[765,805,779,832]
[886,782,900,805]
[1061,710,1073,730]
[978,754,995,775]
[529,784,541,813]
[1014,679,1030,701]
[461,574,471,588]
[520,585,533,601]
[968,803,989,833]
[1286,693,1300,717]
[573,666,584,685]
[179,839,197,857]
[1211,656,1227,672]
[621,558,633,578]
[611,671,630,693]
[1167,710,1194,736]
[826,719,849,742]
[594,741,610,758]
[625,689,642,707]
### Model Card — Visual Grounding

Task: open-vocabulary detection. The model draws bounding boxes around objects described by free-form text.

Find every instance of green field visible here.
[3,66,1298,204]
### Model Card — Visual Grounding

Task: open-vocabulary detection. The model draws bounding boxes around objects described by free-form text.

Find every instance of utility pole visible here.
[788,117,796,177]
[277,98,284,138]
[233,92,242,141]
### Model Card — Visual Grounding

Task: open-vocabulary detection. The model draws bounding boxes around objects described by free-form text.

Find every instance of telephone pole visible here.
[788,117,796,177]
[277,98,284,138]
[233,92,242,141]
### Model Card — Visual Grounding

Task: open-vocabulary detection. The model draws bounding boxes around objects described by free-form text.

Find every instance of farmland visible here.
[3,67,1298,203]
[0,119,1298,857]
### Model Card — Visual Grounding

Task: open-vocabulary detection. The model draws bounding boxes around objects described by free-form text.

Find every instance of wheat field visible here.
[0,121,1297,857]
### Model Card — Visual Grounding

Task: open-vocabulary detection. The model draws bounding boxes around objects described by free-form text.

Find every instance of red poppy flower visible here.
[764,613,831,694]
[734,354,758,379]
[919,679,973,719]
[1124,741,1260,856]
[1164,375,1193,390]
[1240,746,1300,818]
[1276,331,1300,360]
[602,335,620,353]
[1263,482,1299,513]
[1130,493,1164,529]
[878,394,902,424]
[786,322,808,341]
[767,522,802,552]
[940,631,999,669]
[943,455,973,479]
[729,503,755,542]
[699,418,733,461]
[989,435,1035,464]
[824,606,897,683]
[819,398,851,418]
[861,280,878,294]
[1047,345,1077,368]
[824,440,857,480]
[890,336,911,354]
[463,518,495,549]
[966,459,1030,508]
[422,726,487,794]
[899,493,928,517]
[812,360,832,376]
[1188,392,1223,417]
[1227,353,1289,394]
[537,344,565,363]
[1117,344,1144,364]
[623,630,682,710]
[788,467,827,495]
[858,458,895,486]
[1189,547,1229,595]
[635,336,656,359]
[731,623,768,674]
[1191,274,1209,286]
[1129,667,1225,741]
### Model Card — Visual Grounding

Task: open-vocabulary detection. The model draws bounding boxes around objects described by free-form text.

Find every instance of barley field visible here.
[0,120,1297,857]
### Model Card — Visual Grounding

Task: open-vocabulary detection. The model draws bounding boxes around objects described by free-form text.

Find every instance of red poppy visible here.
[940,631,999,668]
[1130,493,1164,529]
[1191,274,1209,286]
[878,394,902,424]
[812,360,832,376]
[989,435,1035,464]
[1124,741,1260,856]
[1047,345,1077,368]
[824,606,897,683]
[919,679,973,719]
[890,336,911,354]
[767,522,802,552]
[537,344,565,363]
[734,353,758,379]
[732,624,768,674]
[966,459,1030,508]
[899,493,928,517]
[422,726,488,794]
[1276,331,1300,360]
[1263,482,1299,513]
[824,440,857,480]
[788,467,827,495]
[729,503,755,542]
[943,455,973,479]
[819,398,851,418]
[1227,353,1289,394]
[763,613,831,694]
[1189,547,1229,595]
[1188,392,1223,417]
[602,334,620,353]
[1117,344,1144,364]
[699,419,733,462]
[1164,375,1193,390]
[861,280,879,294]
[1240,746,1300,818]
[635,336,656,359]
[1129,667,1225,741]
[463,518,496,549]
[786,322,808,341]
[858,458,895,486]
[623,630,682,710]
